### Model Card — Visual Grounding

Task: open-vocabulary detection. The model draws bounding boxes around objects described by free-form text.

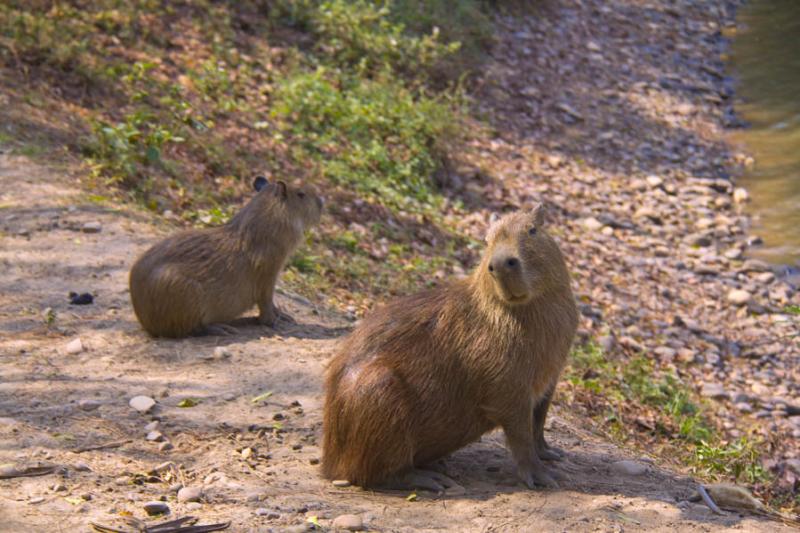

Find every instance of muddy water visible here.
[729,0,800,266]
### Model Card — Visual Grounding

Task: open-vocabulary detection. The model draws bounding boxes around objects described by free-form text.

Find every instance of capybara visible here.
[130,176,322,338]
[322,205,577,490]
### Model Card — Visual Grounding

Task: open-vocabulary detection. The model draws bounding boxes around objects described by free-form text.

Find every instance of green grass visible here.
[566,342,769,485]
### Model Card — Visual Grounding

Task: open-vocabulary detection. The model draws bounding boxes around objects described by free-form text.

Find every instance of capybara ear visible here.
[253,175,269,192]
[530,203,546,227]
[273,180,288,199]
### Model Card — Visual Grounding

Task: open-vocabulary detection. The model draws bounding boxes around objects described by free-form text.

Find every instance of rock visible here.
[755,272,775,284]
[185,502,202,511]
[73,462,91,472]
[52,483,67,492]
[582,217,604,231]
[29,497,45,505]
[144,420,160,432]
[701,383,727,400]
[785,459,800,476]
[158,441,173,452]
[331,514,364,531]
[654,347,676,361]
[687,233,712,247]
[741,259,770,272]
[332,479,351,488]
[646,175,664,188]
[65,338,84,355]
[177,486,203,503]
[213,347,232,359]
[723,247,743,260]
[735,402,753,414]
[241,447,253,460]
[78,399,101,411]
[255,507,270,516]
[81,221,103,233]
[143,501,170,516]
[733,188,749,204]
[727,289,752,306]
[146,431,164,442]
[610,460,647,476]
[129,395,156,413]
[598,335,615,353]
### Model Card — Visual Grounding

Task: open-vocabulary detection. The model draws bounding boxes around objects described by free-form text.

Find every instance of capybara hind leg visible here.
[382,469,464,494]
[532,385,564,461]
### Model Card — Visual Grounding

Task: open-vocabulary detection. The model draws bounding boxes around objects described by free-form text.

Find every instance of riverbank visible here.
[456,0,800,511]
[0,0,798,525]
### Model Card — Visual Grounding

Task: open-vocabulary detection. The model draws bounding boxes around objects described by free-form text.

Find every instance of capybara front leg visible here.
[533,384,564,461]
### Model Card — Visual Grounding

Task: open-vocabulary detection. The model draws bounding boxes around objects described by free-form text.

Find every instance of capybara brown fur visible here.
[322,205,577,489]
[129,176,322,338]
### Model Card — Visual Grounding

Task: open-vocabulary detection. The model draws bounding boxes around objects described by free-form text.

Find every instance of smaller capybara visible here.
[129,176,322,338]
[322,205,578,491]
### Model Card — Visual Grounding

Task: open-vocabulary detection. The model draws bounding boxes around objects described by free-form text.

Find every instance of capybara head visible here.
[252,175,323,229]
[479,204,569,305]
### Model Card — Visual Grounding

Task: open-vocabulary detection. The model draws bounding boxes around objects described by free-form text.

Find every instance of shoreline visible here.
[462,0,800,504]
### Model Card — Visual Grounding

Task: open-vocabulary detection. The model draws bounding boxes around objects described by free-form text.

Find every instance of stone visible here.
[654,347,676,361]
[582,217,604,231]
[65,338,84,354]
[143,501,170,516]
[733,188,749,204]
[73,462,91,472]
[144,421,160,432]
[129,396,156,413]
[332,479,351,488]
[81,221,103,233]
[146,431,164,442]
[755,272,775,284]
[255,507,270,516]
[158,441,174,452]
[213,347,232,359]
[331,514,364,531]
[701,383,727,400]
[723,247,743,260]
[222,393,237,401]
[78,399,101,411]
[29,497,45,505]
[185,502,202,511]
[646,175,664,188]
[735,402,753,414]
[177,486,203,503]
[610,460,647,476]
[727,289,751,306]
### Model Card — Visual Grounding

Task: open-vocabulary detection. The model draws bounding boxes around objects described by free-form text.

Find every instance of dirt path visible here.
[0,154,789,532]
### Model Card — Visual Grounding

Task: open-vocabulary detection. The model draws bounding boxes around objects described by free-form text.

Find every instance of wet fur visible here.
[129,180,321,338]
[322,207,578,488]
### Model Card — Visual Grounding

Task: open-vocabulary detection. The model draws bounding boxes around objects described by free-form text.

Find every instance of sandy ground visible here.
[0,154,791,532]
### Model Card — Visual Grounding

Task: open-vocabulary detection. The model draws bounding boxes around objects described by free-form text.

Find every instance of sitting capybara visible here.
[129,176,322,338]
[322,205,577,490]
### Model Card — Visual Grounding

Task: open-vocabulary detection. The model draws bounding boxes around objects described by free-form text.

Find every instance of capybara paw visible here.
[537,445,565,461]
[385,469,464,494]
[519,467,559,489]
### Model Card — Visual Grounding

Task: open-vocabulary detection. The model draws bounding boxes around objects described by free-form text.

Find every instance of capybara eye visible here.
[528,227,537,236]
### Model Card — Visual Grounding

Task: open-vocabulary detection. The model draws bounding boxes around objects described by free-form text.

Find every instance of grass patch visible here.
[565,342,770,486]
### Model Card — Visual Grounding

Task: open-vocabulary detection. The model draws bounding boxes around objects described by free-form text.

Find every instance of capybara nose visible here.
[489,255,520,275]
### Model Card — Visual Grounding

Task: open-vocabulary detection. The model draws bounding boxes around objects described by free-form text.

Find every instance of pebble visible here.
[158,441,174,452]
[65,338,84,354]
[222,393,237,401]
[646,175,664,188]
[735,402,753,414]
[331,514,364,531]
[143,501,170,516]
[332,480,351,488]
[129,395,156,413]
[78,399,101,411]
[144,420,160,432]
[73,462,91,472]
[255,507,270,516]
[726,289,752,306]
[610,460,647,476]
[177,486,203,503]
[701,383,727,400]
[81,221,103,233]
[146,431,164,442]
[733,188,749,204]
[185,502,202,511]
[582,217,604,231]
[213,346,232,359]
[29,497,45,505]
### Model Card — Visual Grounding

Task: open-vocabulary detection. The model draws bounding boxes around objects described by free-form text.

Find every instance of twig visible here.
[73,439,131,453]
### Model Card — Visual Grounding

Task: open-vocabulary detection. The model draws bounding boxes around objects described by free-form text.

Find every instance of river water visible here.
[729,0,800,266]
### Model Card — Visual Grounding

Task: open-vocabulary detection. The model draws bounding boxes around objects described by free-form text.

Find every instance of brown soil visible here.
[0,154,789,532]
